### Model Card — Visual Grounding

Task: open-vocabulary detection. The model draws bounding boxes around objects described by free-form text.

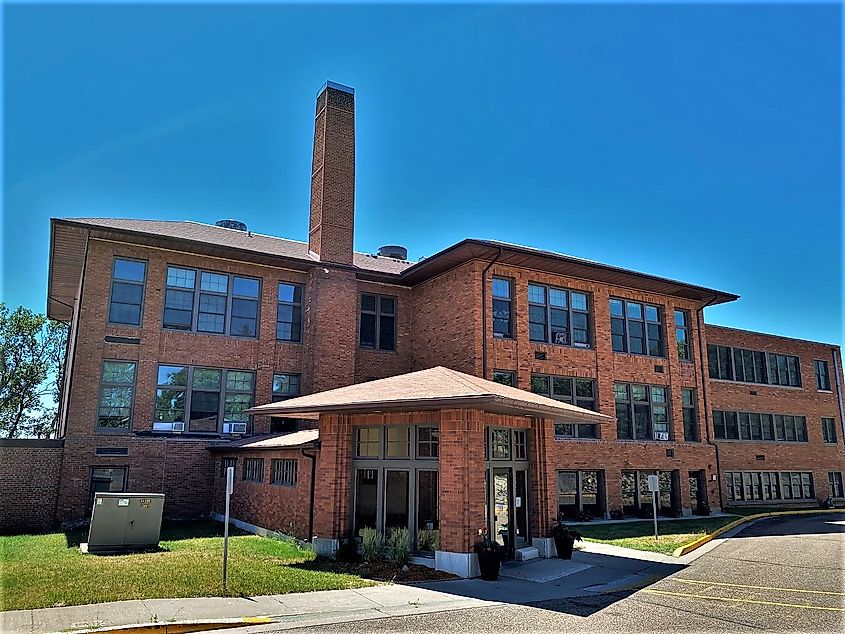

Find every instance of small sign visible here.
[118,498,130,507]
[96,499,103,505]
[647,475,660,492]
[515,496,522,508]
[655,432,669,441]
[140,498,151,509]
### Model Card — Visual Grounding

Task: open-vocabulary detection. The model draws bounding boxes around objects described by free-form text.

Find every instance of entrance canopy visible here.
[247,366,612,425]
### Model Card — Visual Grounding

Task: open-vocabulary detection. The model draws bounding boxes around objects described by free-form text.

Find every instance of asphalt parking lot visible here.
[285,512,844,633]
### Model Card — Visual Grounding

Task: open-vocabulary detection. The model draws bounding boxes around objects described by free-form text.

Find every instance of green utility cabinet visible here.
[86,492,165,553]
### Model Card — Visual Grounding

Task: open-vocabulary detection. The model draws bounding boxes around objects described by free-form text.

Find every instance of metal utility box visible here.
[85,492,165,553]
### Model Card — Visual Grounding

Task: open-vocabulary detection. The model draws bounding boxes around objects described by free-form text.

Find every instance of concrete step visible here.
[515,546,539,561]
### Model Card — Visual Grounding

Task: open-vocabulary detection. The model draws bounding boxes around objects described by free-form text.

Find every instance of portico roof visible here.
[247,366,613,424]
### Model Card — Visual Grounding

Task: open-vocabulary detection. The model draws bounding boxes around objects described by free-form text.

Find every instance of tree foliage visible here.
[0,303,69,438]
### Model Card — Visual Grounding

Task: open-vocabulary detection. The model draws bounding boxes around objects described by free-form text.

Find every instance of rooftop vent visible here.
[215,219,248,231]
[377,245,408,260]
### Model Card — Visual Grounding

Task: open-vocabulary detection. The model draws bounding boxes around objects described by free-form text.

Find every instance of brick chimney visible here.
[308,81,355,265]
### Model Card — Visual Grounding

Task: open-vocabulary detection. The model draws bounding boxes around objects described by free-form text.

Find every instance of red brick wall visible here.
[0,441,64,534]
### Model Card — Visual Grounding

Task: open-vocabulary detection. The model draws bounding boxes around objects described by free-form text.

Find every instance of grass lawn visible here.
[0,521,372,612]
[576,516,739,555]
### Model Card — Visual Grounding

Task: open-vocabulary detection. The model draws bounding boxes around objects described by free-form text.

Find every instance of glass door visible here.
[384,470,410,530]
[514,469,529,549]
[492,468,513,556]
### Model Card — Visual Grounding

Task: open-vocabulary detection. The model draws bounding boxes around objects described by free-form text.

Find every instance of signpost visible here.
[646,474,660,542]
[223,466,234,591]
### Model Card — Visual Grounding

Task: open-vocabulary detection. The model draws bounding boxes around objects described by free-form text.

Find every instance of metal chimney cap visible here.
[318,80,355,96]
[377,245,408,260]
[215,219,248,232]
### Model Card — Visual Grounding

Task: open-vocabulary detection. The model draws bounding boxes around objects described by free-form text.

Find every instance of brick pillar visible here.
[312,413,353,538]
[530,417,558,537]
[438,408,486,553]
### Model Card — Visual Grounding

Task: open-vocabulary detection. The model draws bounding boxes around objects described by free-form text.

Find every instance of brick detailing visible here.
[0,441,64,534]
[312,414,353,538]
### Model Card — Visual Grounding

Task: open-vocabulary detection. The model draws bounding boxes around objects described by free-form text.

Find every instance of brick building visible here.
[5,81,841,572]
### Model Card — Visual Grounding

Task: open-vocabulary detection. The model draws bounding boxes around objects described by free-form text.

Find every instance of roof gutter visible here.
[481,247,503,380]
[300,442,321,542]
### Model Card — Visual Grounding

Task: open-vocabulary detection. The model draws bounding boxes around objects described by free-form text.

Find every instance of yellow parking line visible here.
[675,578,845,596]
[642,589,845,612]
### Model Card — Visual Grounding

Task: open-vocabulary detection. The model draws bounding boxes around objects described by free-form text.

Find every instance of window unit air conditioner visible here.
[172,422,185,432]
[224,422,247,434]
[153,421,184,433]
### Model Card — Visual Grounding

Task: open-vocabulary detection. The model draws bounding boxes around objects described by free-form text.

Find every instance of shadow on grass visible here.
[287,557,458,583]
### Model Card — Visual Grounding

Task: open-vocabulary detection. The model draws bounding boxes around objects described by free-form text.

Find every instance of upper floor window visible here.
[97,361,137,431]
[768,353,802,388]
[360,294,396,351]
[615,382,670,441]
[492,278,513,338]
[681,388,699,442]
[610,299,663,357]
[108,258,146,326]
[713,409,806,443]
[153,365,254,435]
[707,344,801,388]
[528,284,590,347]
[277,283,303,342]
[675,310,692,361]
[163,266,260,338]
[822,417,837,444]
[492,370,516,387]
[530,375,597,439]
[814,360,831,391]
[272,373,301,400]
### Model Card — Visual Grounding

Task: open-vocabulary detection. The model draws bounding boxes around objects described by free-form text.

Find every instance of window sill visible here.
[708,378,805,390]
[612,351,666,360]
[713,439,809,445]
[275,339,304,346]
[357,347,399,355]
[817,390,834,394]
[107,322,142,329]
[161,327,260,341]
[530,341,593,351]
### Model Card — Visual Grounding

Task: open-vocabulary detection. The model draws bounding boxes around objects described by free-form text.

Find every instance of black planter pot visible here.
[554,534,576,560]
[476,551,502,581]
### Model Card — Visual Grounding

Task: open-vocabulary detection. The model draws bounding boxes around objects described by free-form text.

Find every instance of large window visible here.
[272,373,301,400]
[528,284,590,347]
[163,266,260,337]
[726,471,813,502]
[610,299,663,357]
[557,470,603,519]
[492,370,516,387]
[681,388,699,442]
[621,470,678,516]
[814,360,831,391]
[708,345,800,387]
[675,310,692,361]
[829,472,844,498]
[276,283,303,342]
[822,417,838,444]
[615,383,670,441]
[713,410,806,443]
[531,375,597,439]
[271,459,298,486]
[492,278,513,338]
[360,294,396,351]
[89,467,127,510]
[355,426,441,460]
[154,365,254,434]
[97,361,137,431]
[108,258,146,326]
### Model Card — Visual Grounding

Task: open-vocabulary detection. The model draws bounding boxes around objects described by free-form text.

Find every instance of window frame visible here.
[614,382,671,441]
[88,466,128,510]
[714,409,806,443]
[531,374,598,439]
[271,458,298,486]
[276,282,304,343]
[272,373,301,401]
[492,370,516,387]
[708,344,801,388]
[359,293,397,351]
[527,283,591,348]
[491,277,514,339]
[822,417,838,444]
[220,457,237,478]
[814,359,831,391]
[96,360,138,432]
[162,265,261,338]
[107,257,147,327]
[674,309,692,362]
[242,458,264,482]
[681,388,699,442]
[828,472,844,498]
[610,298,664,357]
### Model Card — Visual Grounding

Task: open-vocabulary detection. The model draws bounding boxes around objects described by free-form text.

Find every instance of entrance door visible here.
[492,469,513,556]
[513,469,529,549]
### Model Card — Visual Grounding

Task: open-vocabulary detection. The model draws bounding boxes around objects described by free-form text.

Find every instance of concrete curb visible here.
[47,617,275,634]
[671,508,845,557]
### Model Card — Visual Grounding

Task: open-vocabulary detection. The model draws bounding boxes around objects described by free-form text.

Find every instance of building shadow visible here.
[729,512,845,538]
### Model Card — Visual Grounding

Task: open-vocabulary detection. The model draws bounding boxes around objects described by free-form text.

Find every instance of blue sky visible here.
[2,2,841,343]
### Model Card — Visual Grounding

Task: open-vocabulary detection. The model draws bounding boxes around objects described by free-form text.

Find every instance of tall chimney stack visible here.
[308,81,355,265]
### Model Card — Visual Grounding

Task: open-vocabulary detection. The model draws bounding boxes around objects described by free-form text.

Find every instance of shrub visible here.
[360,528,385,562]
[417,528,440,552]
[386,527,412,564]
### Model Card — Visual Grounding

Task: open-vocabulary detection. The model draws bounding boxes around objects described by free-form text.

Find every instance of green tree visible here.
[0,303,68,438]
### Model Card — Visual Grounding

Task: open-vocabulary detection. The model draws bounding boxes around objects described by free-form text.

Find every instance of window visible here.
[97,361,137,431]
[557,470,603,519]
[492,370,516,387]
[154,365,254,434]
[360,294,396,351]
[528,284,590,347]
[714,410,804,443]
[490,428,511,459]
[89,467,127,509]
[707,344,734,380]
[708,345,800,387]
[220,457,237,478]
[272,373,301,400]
[768,353,802,387]
[243,458,264,482]
[815,360,831,391]
[417,427,439,458]
[513,430,527,460]
[732,348,768,384]
[356,427,380,458]
[163,266,260,337]
[271,459,298,486]
[277,283,303,342]
[829,472,844,498]
[621,470,678,516]
[822,417,838,444]
[531,375,598,439]
[108,258,146,326]
[492,278,513,338]
[675,310,692,361]
[615,383,670,440]
[681,388,699,442]
[385,426,411,458]
[610,299,663,356]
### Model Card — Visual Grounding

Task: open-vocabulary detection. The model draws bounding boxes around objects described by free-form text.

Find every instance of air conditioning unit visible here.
[172,422,185,432]
[152,422,185,433]
[224,422,247,434]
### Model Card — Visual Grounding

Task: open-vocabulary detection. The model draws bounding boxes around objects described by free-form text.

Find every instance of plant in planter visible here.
[549,517,582,560]
[471,528,505,581]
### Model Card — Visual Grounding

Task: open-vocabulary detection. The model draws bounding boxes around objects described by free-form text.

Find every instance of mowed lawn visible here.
[0,522,372,611]
[577,516,738,555]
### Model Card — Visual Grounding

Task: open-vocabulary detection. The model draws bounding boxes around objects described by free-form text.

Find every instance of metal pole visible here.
[653,491,659,541]
[223,466,233,591]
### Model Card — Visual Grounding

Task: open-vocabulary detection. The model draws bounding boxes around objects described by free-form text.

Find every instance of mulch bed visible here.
[303,558,458,583]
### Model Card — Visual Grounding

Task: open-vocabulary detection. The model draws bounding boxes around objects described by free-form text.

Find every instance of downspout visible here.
[696,294,723,511]
[832,348,845,442]
[300,441,320,541]
[481,248,504,380]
